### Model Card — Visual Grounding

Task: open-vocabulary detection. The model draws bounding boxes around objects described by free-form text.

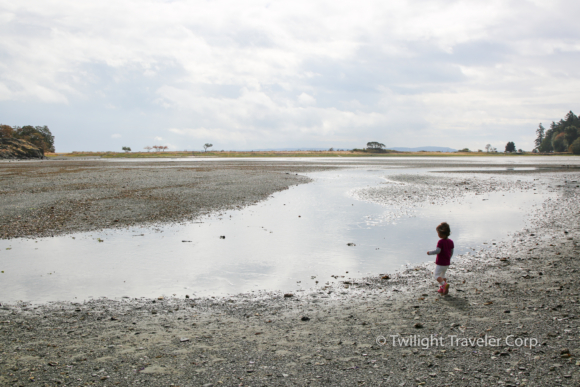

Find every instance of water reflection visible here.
[0,168,554,302]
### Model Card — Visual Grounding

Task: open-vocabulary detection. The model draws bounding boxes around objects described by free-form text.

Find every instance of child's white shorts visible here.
[434,265,449,281]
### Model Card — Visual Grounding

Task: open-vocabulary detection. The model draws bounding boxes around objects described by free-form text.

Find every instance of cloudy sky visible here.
[1,0,579,152]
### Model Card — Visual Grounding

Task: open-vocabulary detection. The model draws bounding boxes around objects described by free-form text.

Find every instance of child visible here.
[427,222,454,295]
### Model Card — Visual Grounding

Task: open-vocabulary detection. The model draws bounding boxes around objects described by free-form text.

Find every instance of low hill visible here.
[0,138,46,159]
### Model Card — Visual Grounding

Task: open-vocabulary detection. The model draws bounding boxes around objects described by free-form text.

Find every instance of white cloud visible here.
[0,0,579,151]
[297,93,316,106]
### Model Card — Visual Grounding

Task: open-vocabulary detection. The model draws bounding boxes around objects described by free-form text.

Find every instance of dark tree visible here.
[564,126,579,146]
[564,111,578,125]
[0,124,14,139]
[203,143,213,152]
[534,124,545,150]
[13,125,55,152]
[553,133,567,152]
[570,138,580,155]
[539,136,553,152]
[536,111,580,153]
[366,141,385,149]
[505,142,516,152]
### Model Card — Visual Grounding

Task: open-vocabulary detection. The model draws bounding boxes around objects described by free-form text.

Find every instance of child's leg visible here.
[434,266,448,283]
[434,266,449,294]
[441,274,450,295]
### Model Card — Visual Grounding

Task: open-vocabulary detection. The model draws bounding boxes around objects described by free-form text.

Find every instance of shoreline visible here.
[1,166,579,385]
[2,158,579,240]
[0,160,335,240]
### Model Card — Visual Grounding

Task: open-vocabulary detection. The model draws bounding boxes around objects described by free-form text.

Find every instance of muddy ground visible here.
[0,158,580,386]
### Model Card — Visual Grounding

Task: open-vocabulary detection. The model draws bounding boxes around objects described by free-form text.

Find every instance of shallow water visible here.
[0,168,556,303]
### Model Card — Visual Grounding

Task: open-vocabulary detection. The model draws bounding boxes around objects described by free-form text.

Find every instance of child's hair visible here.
[436,222,451,238]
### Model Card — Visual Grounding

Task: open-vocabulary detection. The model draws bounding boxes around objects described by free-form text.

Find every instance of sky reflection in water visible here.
[0,168,554,302]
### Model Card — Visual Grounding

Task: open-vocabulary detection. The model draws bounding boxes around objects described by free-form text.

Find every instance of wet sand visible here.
[1,158,580,386]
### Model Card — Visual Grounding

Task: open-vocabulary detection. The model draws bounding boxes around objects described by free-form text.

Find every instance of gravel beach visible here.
[1,157,580,386]
[0,160,331,239]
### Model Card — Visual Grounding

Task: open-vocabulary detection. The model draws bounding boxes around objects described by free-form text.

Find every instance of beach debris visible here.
[182,240,192,242]
[284,293,294,298]
[301,316,310,321]
[219,235,226,239]
[414,323,424,329]
[381,275,390,280]
[180,337,190,342]
[561,348,571,358]
[347,243,356,246]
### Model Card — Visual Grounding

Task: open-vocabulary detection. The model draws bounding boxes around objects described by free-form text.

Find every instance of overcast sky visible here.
[1,0,579,152]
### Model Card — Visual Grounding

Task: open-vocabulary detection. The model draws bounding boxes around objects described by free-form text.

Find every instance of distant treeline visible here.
[0,125,55,153]
[535,111,580,154]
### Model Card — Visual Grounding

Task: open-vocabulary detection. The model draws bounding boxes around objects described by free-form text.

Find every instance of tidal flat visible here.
[1,156,580,386]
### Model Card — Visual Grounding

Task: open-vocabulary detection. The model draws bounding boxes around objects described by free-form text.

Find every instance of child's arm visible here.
[450,249,454,258]
[427,248,441,255]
